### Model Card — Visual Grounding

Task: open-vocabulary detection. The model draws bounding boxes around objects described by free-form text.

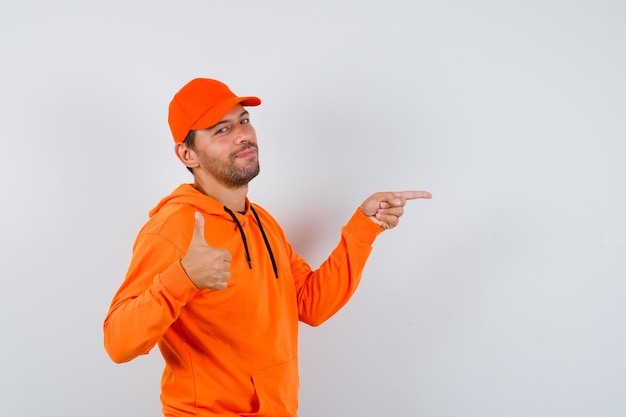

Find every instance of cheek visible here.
[196,146,224,162]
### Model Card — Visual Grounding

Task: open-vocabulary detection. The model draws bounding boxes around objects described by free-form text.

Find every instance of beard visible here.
[198,144,260,188]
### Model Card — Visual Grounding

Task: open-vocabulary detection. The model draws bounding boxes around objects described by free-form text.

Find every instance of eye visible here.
[216,126,229,134]
[240,118,250,125]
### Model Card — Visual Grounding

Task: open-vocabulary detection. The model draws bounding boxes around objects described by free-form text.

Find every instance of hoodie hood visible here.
[148,183,278,278]
[148,183,248,219]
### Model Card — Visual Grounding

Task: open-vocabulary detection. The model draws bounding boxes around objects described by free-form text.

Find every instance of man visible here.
[103,78,431,416]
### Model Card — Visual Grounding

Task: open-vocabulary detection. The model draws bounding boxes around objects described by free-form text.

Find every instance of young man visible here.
[103,78,431,416]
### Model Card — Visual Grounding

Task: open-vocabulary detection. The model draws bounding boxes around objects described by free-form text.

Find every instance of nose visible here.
[234,123,254,144]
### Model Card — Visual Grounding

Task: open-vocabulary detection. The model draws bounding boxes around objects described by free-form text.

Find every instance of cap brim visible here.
[190,96,261,131]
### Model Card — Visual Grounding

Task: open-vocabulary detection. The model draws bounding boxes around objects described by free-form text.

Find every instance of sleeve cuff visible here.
[157,260,200,303]
[342,208,384,245]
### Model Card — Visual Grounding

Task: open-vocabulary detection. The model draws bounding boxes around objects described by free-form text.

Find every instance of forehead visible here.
[220,103,247,120]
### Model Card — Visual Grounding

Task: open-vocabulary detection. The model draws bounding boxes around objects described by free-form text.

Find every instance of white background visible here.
[1,1,625,416]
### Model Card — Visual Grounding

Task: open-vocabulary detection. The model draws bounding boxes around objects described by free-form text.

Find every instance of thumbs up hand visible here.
[180,212,232,290]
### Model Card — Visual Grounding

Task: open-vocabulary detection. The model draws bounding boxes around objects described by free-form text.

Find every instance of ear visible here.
[174,142,200,170]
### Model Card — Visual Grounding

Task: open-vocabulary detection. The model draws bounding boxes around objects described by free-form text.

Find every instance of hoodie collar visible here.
[149,183,250,219]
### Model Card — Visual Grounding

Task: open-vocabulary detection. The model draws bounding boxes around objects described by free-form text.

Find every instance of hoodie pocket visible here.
[241,357,299,417]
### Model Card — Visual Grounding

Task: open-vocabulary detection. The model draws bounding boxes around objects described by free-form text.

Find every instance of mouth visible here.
[234,146,258,159]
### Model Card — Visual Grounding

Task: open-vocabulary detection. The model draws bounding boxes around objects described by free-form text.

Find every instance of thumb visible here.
[190,211,207,245]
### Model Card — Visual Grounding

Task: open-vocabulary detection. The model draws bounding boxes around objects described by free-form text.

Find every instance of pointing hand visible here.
[360,190,432,230]
[180,212,232,290]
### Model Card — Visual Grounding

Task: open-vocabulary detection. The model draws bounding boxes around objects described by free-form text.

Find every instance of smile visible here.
[235,148,257,159]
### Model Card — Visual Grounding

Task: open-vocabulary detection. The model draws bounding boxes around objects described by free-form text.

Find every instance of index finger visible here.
[395,190,433,200]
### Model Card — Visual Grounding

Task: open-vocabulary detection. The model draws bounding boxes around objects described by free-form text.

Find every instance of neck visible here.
[193,177,249,212]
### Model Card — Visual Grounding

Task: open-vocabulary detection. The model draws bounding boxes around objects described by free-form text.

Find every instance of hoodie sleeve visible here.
[293,208,383,326]
[103,232,199,363]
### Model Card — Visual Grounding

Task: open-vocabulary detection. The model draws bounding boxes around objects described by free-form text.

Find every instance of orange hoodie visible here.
[103,184,382,416]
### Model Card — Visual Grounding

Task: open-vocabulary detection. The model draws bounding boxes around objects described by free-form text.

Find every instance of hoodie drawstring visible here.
[224,207,252,269]
[250,205,279,279]
[223,205,279,279]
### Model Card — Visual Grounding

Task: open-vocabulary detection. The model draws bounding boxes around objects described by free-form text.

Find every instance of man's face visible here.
[192,104,260,188]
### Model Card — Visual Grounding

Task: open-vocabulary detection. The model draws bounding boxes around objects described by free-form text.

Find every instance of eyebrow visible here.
[211,110,249,130]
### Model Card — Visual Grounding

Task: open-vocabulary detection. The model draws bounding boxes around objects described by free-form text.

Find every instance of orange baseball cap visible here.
[168,78,261,143]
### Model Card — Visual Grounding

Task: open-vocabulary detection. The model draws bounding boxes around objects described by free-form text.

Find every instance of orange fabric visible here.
[168,78,261,143]
[103,184,382,416]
